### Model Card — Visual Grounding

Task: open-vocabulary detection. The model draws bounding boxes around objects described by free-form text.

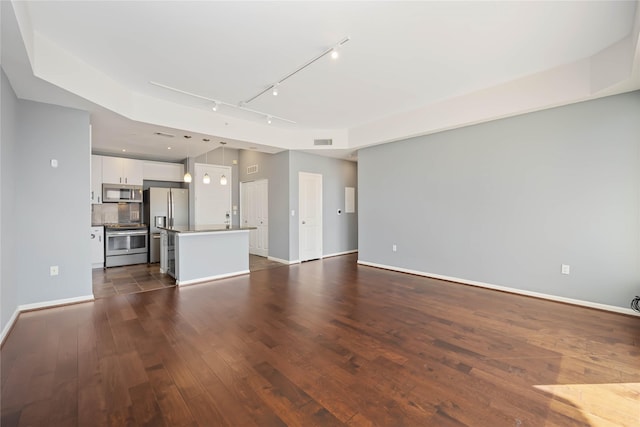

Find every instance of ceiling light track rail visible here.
[243,36,350,105]
[149,81,296,124]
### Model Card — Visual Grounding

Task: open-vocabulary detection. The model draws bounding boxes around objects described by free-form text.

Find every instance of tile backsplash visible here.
[92,203,141,225]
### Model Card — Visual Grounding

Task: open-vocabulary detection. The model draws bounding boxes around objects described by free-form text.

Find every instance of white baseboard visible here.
[18,295,95,312]
[177,270,250,286]
[0,308,20,346]
[323,250,358,259]
[1,294,95,346]
[357,260,640,317]
[267,251,357,265]
[267,256,299,265]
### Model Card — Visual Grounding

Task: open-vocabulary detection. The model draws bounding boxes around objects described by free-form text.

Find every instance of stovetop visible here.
[104,223,147,230]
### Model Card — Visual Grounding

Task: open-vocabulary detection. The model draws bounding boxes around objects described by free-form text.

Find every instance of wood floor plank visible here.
[2,254,639,426]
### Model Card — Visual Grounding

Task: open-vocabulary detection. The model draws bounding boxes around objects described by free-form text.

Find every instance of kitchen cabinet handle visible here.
[91,234,95,239]
[91,191,94,200]
[125,177,128,184]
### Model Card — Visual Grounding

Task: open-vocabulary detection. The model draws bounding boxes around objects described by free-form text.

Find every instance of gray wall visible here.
[239,149,358,262]
[14,98,92,305]
[238,149,290,261]
[288,151,358,260]
[1,69,92,335]
[359,91,640,309]
[1,69,18,331]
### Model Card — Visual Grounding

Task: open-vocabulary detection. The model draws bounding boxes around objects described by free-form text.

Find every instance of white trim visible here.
[357,260,640,317]
[177,270,250,286]
[267,256,299,265]
[178,229,250,237]
[18,295,95,312]
[1,309,20,346]
[323,250,358,259]
[2,294,96,346]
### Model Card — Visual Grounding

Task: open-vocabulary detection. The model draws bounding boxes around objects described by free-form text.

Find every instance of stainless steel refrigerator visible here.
[144,187,189,263]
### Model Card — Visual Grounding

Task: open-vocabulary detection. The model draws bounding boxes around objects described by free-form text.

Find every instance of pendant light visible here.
[183,135,192,183]
[220,142,228,185]
[203,149,211,184]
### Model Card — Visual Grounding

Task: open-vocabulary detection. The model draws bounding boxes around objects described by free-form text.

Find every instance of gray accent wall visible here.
[1,69,18,331]
[1,69,92,334]
[288,151,358,261]
[16,98,91,306]
[238,149,290,261]
[358,91,640,309]
[238,149,358,262]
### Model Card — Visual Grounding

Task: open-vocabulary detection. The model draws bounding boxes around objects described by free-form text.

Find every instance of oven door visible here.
[106,230,147,256]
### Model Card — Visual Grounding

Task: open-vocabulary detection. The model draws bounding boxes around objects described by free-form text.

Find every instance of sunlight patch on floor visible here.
[534,383,640,427]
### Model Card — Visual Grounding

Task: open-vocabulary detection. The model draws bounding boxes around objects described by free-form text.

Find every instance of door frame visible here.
[240,179,269,257]
[298,172,323,262]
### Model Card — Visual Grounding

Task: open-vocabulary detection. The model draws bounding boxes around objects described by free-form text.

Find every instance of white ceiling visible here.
[2,1,639,162]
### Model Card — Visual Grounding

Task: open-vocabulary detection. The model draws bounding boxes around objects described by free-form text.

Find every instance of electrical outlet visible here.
[50,266,59,276]
[561,264,570,275]
[392,244,397,252]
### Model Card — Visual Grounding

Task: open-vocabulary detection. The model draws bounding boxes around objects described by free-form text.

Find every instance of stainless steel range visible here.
[104,224,148,267]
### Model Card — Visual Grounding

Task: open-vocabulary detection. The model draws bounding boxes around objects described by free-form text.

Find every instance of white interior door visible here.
[299,172,322,262]
[240,179,268,257]
[194,163,231,226]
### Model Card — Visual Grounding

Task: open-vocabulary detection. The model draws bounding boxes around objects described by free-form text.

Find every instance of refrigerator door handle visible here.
[167,191,171,227]
[169,190,175,227]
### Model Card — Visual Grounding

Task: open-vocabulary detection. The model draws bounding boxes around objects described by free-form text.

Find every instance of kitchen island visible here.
[159,225,254,286]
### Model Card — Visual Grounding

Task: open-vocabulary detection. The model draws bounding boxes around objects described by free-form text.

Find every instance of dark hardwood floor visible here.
[2,254,639,426]
[92,255,286,299]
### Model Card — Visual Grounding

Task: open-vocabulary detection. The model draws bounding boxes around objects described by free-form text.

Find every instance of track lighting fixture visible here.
[242,36,350,105]
[267,116,272,125]
[150,81,296,125]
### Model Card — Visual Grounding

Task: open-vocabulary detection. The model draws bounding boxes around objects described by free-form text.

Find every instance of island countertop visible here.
[159,225,255,234]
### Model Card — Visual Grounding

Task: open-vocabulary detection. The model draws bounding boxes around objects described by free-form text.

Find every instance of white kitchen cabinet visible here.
[91,155,103,204]
[102,156,143,185]
[90,226,104,268]
[143,160,185,182]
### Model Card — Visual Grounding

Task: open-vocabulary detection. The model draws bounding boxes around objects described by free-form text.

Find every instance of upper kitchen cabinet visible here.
[102,156,143,185]
[143,160,185,182]
[91,155,103,204]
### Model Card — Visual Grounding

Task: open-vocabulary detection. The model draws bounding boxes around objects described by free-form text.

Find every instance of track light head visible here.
[212,102,219,112]
[272,85,279,96]
[331,49,339,59]
[267,116,272,125]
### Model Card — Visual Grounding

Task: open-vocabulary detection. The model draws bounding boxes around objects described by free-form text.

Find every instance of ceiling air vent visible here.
[314,139,333,146]
[247,164,259,175]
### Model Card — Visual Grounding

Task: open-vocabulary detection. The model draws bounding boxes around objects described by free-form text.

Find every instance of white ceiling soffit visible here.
[3,1,640,161]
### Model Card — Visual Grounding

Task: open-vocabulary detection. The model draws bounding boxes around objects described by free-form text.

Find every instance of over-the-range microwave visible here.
[102,184,143,203]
